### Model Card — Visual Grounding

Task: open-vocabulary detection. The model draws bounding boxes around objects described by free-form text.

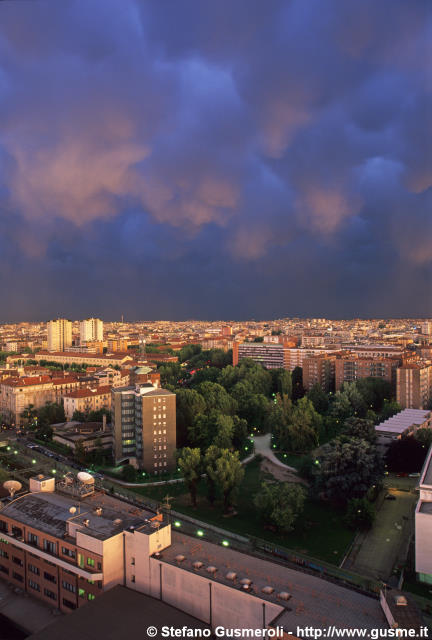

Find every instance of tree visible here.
[212,450,244,513]
[271,369,292,398]
[157,363,183,387]
[72,409,87,422]
[314,436,382,505]
[197,382,237,415]
[189,367,221,386]
[342,417,376,443]
[204,445,221,505]
[37,402,65,426]
[307,384,329,415]
[35,423,53,442]
[74,441,87,465]
[232,416,249,449]
[254,482,306,532]
[175,389,206,448]
[178,448,202,507]
[386,435,427,473]
[291,367,305,402]
[415,428,432,449]
[380,399,402,422]
[20,404,37,428]
[275,396,322,453]
[121,464,137,482]
[178,344,202,363]
[212,415,234,449]
[344,497,375,530]
[355,378,393,414]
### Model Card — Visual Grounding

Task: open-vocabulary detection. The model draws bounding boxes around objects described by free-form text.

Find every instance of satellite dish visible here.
[69,506,77,514]
[77,472,94,484]
[3,480,22,498]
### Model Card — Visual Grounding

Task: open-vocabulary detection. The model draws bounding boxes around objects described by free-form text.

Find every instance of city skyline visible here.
[0,0,430,319]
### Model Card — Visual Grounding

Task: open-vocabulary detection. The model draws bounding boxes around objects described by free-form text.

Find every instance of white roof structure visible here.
[375,409,431,436]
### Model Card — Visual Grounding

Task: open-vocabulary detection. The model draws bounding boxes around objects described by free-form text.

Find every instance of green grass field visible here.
[130,458,353,564]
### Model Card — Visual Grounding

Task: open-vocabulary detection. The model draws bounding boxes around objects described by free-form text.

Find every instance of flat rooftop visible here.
[160,533,386,632]
[0,490,162,541]
[375,409,430,435]
[28,585,210,640]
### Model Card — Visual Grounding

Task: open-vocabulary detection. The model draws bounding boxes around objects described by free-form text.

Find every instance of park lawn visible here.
[0,464,9,483]
[274,451,309,469]
[130,459,354,564]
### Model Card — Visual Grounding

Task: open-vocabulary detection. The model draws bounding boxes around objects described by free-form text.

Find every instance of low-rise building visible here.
[53,421,112,453]
[62,386,112,420]
[375,409,431,449]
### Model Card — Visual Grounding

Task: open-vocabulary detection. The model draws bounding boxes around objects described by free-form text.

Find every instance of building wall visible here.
[397,366,432,409]
[47,319,72,352]
[141,393,176,473]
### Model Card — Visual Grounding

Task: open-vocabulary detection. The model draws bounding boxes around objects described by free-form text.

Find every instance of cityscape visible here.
[0,1,431,640]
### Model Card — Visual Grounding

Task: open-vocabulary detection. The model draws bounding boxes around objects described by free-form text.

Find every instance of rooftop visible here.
[375,409,430,435]
[160,533,386,632]
[0,490,161,541]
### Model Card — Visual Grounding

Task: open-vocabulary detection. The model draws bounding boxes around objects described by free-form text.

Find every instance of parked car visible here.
[408,473,420,478]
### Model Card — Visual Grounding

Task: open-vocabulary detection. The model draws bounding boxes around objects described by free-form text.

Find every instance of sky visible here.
[0,0,431,321]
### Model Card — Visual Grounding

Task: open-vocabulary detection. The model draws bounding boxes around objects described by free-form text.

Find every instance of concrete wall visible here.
[148,560,283,630]
[101,533,125,590]
[415,509,432,577]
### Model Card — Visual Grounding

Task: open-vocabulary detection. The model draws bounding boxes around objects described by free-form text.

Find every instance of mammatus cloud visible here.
[0,0,430,319]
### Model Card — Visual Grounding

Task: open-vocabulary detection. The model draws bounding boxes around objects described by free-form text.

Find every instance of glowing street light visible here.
[196,530,204,537]
[221,540,229,547]
[174,521,181,528]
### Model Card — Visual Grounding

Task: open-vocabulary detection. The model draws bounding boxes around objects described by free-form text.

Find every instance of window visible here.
[12,556,23,567]
[44,540,56,555]
[62,581,76,593]
[44,588,56,600]
[97,562,102,571]
[0,549,8,559]
[88,593,96,601]
[28,533,39,546]
[78,588,85,598]
[0,520,7,533]
[44,571,56,583]
[62,547,76,559]
[11,526,22,538]
[28,564,40,575]
[62,598,76,610]
[87,557,95,567]
[28,579,40,592]
[12,572,23,582]
[131,557,135,565]
[0,565,8,575]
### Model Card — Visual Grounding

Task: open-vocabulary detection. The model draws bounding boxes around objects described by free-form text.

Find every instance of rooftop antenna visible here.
[161,494,173,511]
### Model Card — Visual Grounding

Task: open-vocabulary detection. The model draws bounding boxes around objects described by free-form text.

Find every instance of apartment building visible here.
[112,384,176,473]
[283,347,339,371]
[47,319,72,352]
[27,351,134,368]
[335,356,400,391]
[0,375,82,426]
[397,363,432,409]
[232,342,287,369]
[302,354,336,392]
[62,386,112,420]
[80,319,103,344]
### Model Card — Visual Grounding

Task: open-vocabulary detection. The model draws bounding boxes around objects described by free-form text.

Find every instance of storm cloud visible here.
[0,0,430,320]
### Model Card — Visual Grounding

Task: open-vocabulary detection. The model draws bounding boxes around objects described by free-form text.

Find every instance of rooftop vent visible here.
[242,584,252,592]
[83,518,90,527]
[175,554,186,563]
[226,571,237,581]
[206,566,217,574]
[94,507,103,516]
[262,586,274,595]
[240,578,252,586]
[153,552,162,559]
[277,592,291,601]
[395,596,408,606]
[193,561,203,570]
[113,518,122,525]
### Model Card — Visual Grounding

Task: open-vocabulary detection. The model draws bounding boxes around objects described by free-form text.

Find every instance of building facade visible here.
[112,384,176,473]
[47,319,72,352]
[302,354,336,392]
[80,319,104,344]
[334,356,400,391]
[397,364,432,410]
[62,385,112,420]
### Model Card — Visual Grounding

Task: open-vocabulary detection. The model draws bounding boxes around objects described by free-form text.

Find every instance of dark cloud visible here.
[0,0,430,320]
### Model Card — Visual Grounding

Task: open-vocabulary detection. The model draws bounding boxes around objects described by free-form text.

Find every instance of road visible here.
[343,480,417,580]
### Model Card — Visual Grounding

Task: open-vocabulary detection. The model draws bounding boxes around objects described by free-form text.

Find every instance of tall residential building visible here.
[112,383,176,473]
[334,356,400,391]
[80,318,103,344]
[302,354,336,392]
[47,318,72,352]
[232,342,287,369]
[397,363,432,409]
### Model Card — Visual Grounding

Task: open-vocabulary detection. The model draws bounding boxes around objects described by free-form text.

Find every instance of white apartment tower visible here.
[80,318,104,343]
[47,318,72,352]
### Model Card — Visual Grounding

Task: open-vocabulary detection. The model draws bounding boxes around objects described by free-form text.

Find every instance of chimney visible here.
[102,414,106,432]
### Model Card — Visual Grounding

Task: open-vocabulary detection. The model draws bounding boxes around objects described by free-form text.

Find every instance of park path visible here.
[110,434,296,487]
